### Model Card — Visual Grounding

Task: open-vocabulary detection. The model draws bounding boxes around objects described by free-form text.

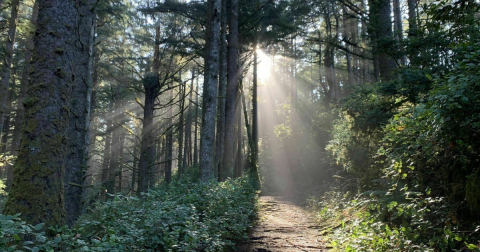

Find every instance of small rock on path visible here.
[236,196,326,252]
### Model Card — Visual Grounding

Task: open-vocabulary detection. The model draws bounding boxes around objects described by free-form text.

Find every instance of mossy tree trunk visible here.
[9,0,39,191]
[200,0,221,182]
[65,0,96,226]
[4,0,78,227]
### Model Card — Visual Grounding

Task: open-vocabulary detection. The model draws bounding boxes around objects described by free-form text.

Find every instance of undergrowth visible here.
[308,189,480,251]
[0,173,258,251]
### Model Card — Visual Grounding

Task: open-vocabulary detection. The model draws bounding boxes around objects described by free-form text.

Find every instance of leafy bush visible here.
[0,174,258,251]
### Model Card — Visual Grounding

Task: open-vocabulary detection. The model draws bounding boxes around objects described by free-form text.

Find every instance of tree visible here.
[200,0,221,182]
[223,0,239,181]
[4,0,78,227]
[215,0,227,179]
[65,0,97,226]
[0,0,20,138]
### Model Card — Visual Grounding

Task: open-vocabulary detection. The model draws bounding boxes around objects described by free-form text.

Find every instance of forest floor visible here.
[236,196,327,252]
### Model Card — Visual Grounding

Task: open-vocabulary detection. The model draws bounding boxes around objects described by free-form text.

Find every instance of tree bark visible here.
[222,0,239,181]
[4,0,78,227]
[194,72,199,167]
[200,0,221,182]
[252,40,259,168]
[215,0,227,180]
[9,0,39,191]
[369,0,395,80]
[138,74,158,194]
[65,0,96,226]
[407,0,417,37]
[183,69,195,170]
[100,101,113,201]
[1,86,14,155]
[0,0,20,137]
[178,72,185,175]
[165,82,173,184]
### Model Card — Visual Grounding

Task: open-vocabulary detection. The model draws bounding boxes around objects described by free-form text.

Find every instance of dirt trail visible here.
[236,196,327,252]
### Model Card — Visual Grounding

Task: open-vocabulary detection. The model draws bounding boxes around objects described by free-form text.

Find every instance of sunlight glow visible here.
[256,49,272,83]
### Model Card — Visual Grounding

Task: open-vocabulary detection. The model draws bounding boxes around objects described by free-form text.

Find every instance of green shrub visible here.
[0,174,258,251]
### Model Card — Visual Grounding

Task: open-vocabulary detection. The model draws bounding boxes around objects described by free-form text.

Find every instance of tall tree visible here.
[200,0,221,182]
[177,71,185,174]
[183,69,195,170]
[215,0,227,179]
[8,0,40,191]
[0,0,20,137]
[222,0,239,181]
[369,0,395,80]
[4,0,78,227]
[65,0,96,226]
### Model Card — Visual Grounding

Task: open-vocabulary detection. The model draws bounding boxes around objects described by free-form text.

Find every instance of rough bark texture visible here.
[0,0,20,136]
[138,74,158,194]
[200,0,221,182]
[65,0,96,226]
[222,0,239,181]
[369,0,395,80]
[215,0,227,180]
[4,0,78,227]
[9,0,39,191]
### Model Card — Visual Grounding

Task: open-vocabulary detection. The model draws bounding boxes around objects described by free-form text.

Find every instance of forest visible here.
[0,0,479,251]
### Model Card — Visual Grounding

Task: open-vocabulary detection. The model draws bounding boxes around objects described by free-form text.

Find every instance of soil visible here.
[236,196,327,252]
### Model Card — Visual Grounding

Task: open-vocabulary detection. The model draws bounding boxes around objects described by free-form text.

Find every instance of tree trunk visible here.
[8,0,39,191]
[1,86,14,155]
[200,0,221,182]
[393,0,405,65]
[222,0,239,181]
[100,101,113,201]
[215,0,227,180]
[178,72,185,175]
[194,72,199,167]
[0,0,20,136]
[138,75,157,194]
[252,40,259,168]
[369,0,395,81]
[85,52,99,199]
[131,137,138,192]
[4,0,78,227]
[407,0,417,37]
[183,69,194,170]
[165,83,173,184]
[65,0,96,226]
[116,117,126,192]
